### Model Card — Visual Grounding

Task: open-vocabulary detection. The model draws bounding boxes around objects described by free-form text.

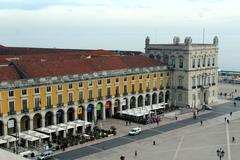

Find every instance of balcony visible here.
[97,96,103,100]
[57,103,64,108]
[192,86,196,89]
[106,95,111,99]
[78,99,84,104]
[123,92,128,96]
[153,87,157,91]
[177,86,184,89]
[46,105,53,109]
[33,106,41,111]
[197,85,202,88]
[115,93,120,98]
[131,91,136,95]
[88,98,94,102]
[21,108,29,114]
[166,85,170,89]
[146,88,150,92]
[68,101,74,105]
[8,111,16,116]
[160,86,164,90]
[139,89,143,94]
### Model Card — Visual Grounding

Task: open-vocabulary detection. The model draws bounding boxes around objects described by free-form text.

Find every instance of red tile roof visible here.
[13,55,162,79]
[0,46,163,82]
[0,66,21,82]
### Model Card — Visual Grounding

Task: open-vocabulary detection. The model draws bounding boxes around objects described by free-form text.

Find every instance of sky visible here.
[0,0,239,70]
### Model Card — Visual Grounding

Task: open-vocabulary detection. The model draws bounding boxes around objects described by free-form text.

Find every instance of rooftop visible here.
[0,46,162,82]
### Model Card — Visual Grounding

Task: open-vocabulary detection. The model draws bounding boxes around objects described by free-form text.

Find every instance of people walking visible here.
[200,120,203,126]
[230,112,232,116]
[135,150,137,157]
[227,119,229,124]
[224,117,227,122]
[232,136,235,142]
[153,140,156,145]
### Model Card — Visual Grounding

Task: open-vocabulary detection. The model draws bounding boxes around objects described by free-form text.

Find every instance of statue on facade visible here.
[173,36,180,45]
[145,36,150,46]
[184,37,192,46]
[213,36,219,46]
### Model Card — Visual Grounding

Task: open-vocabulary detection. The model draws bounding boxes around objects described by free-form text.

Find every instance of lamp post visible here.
[216,148,225,160]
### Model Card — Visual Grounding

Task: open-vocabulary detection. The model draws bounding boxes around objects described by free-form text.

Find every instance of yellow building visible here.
[0,49,170,136]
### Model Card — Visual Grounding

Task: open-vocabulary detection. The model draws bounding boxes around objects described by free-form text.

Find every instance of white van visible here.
[37,150,53,160]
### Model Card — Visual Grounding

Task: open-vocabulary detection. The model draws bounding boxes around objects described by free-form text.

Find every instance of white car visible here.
[129,127,141,135]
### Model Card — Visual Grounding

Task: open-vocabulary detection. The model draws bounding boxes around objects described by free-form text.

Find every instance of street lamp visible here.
[216,148,225,160]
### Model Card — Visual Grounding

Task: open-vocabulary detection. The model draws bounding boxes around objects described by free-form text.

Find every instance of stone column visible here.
[136,96,138,108]
[111,100,114,116]
[42,116,45,127]
[74,107,78,121]
[64,110,67,123]
[30,119,33,131]
[127,97,130,109]
[84,106,88,122]
[102,103,106,120]
[53,113,56,125]
[93,106,97,123]
[4,122,7,136]
[119,99,122,115]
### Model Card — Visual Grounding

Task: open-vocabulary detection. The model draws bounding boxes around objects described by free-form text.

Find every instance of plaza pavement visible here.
[77,104,240,160]
[55,99,240,160]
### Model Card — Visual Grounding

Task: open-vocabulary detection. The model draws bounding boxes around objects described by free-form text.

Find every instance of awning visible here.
[23,130,50,139]
[1,135,17,142]
[36,127,56,134]
[0,139,7,145]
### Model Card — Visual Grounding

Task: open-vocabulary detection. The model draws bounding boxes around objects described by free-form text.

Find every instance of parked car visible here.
[234,97,240,101]
[37,150,53,160]
[202,104,212,110]
[129,127,141,135]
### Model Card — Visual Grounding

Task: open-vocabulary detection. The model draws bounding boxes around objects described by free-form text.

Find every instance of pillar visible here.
[111,100,114,116]
[30,119,33,130]
[119,99,122,115]
[143,95,145,108]
[4,122,7,136]
[93,106,97,123]
[53,113,56,125]
[74,108,78,121]
[102,104,106,120]
[42,116,45,128]
[84,107,88,122]
[64,110,67,123]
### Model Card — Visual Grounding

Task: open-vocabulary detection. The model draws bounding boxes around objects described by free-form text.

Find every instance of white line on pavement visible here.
[173,135,184,160]
[226,122,232,160]
[87,145,104,151]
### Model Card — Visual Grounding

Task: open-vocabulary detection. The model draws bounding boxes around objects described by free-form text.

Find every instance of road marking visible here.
[226,122,232,160]
[149,128,164,133]
[173,135,184,160]
[120,136,136,142]
[88,145,104,151]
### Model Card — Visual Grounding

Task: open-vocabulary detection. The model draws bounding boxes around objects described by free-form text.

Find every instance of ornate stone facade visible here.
[145,36,218,108]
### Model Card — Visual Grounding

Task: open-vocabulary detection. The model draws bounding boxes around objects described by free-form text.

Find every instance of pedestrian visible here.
[200,120,203,126]
[126,121,128,126]
[232,136,235,142]
[224,117,227,122]
[120,155,125,160]
[135,150,137,157]
[227,119,229,124]
[230,112,232,116]
[153,140,156,145]
[157,120,159,126]
[175,116,178,120]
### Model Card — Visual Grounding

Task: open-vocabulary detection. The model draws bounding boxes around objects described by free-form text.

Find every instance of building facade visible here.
[0,52,170,136]
[145,36,218,108]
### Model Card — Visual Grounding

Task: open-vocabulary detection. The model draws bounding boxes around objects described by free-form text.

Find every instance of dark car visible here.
[234,97,240,101]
